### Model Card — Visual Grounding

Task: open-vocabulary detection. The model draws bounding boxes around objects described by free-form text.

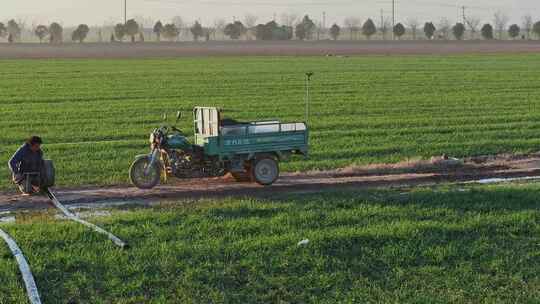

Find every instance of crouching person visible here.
[8,136,45,195]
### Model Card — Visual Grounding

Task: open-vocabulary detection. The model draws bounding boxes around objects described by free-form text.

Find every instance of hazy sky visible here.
[2,0,539,27]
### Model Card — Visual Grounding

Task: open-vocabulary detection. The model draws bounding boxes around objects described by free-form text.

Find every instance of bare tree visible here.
[97,27,103,42]
[19,18,29,41]
[103,17,116,26]
[406,17,420,40]
[244,14,258,28]
[213,18,226,40]
[134,16,147,30]
[344,17,361,40]
[281,13,298,28]
[438,18,451,39]
[172,16,184,41]
[534,21,540,39]
[134,15,153,40]
[30,20,38,41]
[280,13,298,40]
[379,17,391,40]
[0,23,7,40]
[316,19,324,40]
[522,15,533,39]
[244,14,258,40]
[465,16,481,39]
[493,11,509,39]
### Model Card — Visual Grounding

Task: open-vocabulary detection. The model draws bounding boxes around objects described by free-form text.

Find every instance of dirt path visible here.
[2,154,540,213]
[2,40,540,59]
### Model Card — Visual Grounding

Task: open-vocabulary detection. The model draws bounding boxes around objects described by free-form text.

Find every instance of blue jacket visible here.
[8,143,43,175]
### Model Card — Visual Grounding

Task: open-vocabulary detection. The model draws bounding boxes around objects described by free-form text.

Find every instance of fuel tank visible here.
[167,134,191,151]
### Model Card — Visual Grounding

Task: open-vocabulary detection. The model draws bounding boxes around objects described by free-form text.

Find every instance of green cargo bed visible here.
[193,107,309,160]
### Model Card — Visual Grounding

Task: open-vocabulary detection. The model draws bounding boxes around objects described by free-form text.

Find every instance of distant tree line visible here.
[1,12,540,44]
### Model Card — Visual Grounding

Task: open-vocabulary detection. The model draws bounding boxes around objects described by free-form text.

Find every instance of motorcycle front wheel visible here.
[130,157,161,189]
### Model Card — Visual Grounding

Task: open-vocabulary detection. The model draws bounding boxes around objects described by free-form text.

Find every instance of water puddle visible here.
[67,200,147,210]
[476,176,540,184]
[49,199,149,220]
[0,216,16,223]
[55,210,116,220]
[77,210,113,218]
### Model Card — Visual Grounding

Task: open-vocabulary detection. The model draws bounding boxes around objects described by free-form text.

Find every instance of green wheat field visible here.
[1,185,539,303]
[1,55,540,190]
[1,55,540,303]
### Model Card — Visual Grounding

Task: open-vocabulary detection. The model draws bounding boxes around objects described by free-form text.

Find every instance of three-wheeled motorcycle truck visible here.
[129,107,309,189]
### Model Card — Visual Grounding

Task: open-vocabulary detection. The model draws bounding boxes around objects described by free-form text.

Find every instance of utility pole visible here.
[322,11,326,39]
[380,9,384,40]
[124,0,127,25]
[305,72,314,125]
[380,9,384,31]
[392,0,395,40]
[462,6,466,25]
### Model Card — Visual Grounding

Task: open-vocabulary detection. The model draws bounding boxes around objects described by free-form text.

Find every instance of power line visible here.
[142,0,539,18]
[131,0,540,25]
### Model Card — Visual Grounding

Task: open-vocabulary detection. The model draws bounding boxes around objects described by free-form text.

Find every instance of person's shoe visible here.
[18,185,32,196]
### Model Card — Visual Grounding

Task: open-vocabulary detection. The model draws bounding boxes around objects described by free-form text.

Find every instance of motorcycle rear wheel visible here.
[251,157,279,186]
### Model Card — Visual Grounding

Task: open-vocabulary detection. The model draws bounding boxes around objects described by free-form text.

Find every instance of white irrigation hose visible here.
[46,190,127,248]
[0,228,42,304]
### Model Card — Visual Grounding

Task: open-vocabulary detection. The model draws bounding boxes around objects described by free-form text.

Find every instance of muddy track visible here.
[2,41,540,59]
[2,155,540,213]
